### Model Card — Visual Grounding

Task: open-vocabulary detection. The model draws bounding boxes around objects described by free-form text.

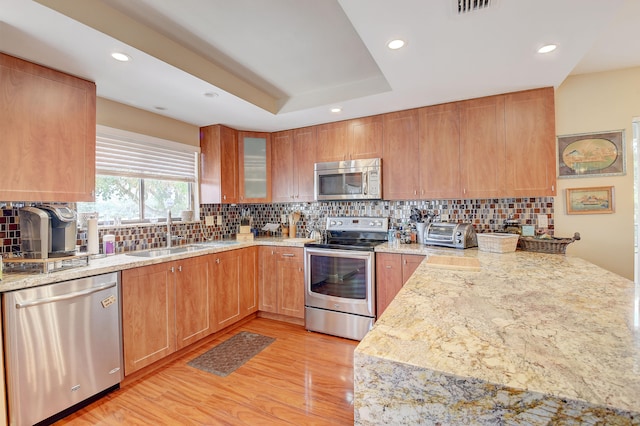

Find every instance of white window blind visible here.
[96,125,199,182]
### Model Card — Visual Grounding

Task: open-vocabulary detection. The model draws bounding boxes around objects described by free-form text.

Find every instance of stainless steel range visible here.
[304,216,388,340]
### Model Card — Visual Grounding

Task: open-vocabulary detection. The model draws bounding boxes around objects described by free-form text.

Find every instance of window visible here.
[78,126,200,224]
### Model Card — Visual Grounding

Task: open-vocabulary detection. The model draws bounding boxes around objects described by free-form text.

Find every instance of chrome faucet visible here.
[166,210,172,248]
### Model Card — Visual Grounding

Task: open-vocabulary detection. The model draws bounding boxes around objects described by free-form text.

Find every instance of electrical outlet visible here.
[216,215,223,226]
[537,214,549,229]
[205,215,215,226]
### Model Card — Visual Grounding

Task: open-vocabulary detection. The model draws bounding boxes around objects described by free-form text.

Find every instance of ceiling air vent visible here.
[457,0,494,15]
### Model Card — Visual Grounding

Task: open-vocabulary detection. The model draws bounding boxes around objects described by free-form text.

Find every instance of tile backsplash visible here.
[0,197,554,256]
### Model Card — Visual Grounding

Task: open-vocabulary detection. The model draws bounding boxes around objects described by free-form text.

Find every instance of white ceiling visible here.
[1,0,639,132]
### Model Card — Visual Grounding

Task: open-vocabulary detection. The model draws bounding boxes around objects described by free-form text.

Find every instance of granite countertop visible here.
[356,247,640,421]
[0,237,313,292]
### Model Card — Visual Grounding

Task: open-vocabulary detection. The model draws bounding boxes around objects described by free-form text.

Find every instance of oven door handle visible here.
[281,253,296,257]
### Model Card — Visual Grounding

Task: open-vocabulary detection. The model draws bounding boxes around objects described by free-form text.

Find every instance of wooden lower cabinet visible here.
[122,249,258,375]
[175,255,212,350]
[259,246,305,319]
[210,248,258,331]
[122,256,211,375]
[376,253,425,316]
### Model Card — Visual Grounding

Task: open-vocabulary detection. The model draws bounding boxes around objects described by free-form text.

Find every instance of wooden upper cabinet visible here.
[316,121,348,162]
[418,103,461,199]
[348,115,383,160]
[459,95,506,198]
[271,130,294,202]
[504,87,556,196]
[316,116,382,163]
[238,131,271,203]
[292,126,316,201]
[271,127,316,202]
[0,53,96,202]
[200,124,238,204]
[382,109,421,200]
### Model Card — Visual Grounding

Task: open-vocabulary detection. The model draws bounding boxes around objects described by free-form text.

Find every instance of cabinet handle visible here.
[170,266,175,273]
[178,265,183,272]
[385,265,392,269]
[281,253,295,257]
[223,195,227,200]
[552,185,555,192]
[216,258,220,264]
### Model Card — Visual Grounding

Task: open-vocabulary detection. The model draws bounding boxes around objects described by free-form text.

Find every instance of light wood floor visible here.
[57,318,358,425]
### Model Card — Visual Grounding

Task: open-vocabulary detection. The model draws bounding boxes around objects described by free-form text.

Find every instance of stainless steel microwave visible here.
[314,158,382,201]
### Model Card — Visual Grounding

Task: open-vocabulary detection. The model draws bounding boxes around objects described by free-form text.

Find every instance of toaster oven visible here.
[423,222,477,249]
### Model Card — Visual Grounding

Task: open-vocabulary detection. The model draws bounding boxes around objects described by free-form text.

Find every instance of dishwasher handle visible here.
[15,281,117,309]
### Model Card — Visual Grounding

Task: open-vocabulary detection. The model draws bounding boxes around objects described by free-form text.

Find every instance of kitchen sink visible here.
[126,245,206,257]
[198,240,242,247]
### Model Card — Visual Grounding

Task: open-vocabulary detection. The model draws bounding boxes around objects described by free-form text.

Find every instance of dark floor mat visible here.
[187,331,275,377]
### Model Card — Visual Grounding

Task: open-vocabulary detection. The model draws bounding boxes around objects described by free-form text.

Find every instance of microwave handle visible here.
[363,171,368,195]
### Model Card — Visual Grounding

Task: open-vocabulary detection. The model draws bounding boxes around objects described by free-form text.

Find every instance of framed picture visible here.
[565,186,614,215]
[557,130,625,178]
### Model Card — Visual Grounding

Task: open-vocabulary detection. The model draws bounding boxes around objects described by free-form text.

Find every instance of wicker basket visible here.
[519,232,580,254]
[476,233,519,253]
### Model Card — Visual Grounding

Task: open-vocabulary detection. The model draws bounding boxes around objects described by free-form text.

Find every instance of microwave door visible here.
[343,172,364,195]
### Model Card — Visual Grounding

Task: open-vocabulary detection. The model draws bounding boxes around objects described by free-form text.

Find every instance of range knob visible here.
[456,231,462,236]
[329,220,337,226]
[335,221,343,226]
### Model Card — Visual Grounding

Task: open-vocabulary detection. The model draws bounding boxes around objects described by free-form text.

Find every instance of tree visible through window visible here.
[78,126,199,224]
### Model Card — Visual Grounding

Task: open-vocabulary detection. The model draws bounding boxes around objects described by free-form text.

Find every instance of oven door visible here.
[304,247,375,318]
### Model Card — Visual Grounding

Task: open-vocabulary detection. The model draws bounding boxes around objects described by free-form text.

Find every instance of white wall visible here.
[96,98,199,147]
[555,66,640,280]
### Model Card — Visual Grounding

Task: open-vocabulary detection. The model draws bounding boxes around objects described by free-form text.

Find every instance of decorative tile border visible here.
[0,197,554,256]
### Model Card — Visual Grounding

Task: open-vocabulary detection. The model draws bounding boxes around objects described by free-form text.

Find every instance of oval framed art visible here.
[557,130,625,178]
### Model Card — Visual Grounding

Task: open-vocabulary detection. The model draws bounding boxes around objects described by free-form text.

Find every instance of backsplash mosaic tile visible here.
[0,197,554,256]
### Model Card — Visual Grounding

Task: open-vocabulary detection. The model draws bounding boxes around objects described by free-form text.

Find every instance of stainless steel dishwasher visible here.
[3,272,123,425]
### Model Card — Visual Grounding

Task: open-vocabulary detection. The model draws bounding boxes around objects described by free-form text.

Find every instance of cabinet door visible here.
[240,247,258,317]
[258,246,278,313]
[122,263,176,375]
[200,124,238,204]
[292,126,317,201]
[376,253,403,317]
[0,53,96,202]
[211,250,242,331]
[348,115,383,160]
[175,255,211,350]
[276,248,305,318]
[419,104,461,199]
[238,131,271,203]
[504,87,556,196]
[316,121,348,162]
[271,130,294,202]
[459,95,506,198]
[402,254,425,284]
[383,109,421,200]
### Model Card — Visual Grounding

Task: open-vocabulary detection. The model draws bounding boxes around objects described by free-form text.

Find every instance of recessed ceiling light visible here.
[204,92,219,98]
[387,39,406,50]
[154,106,167,111]
[330,107,342,113]
[537,44,557,54]
[111,52,131,62]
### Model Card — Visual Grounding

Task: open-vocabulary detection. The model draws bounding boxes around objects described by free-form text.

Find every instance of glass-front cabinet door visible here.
[238,131,271,203]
